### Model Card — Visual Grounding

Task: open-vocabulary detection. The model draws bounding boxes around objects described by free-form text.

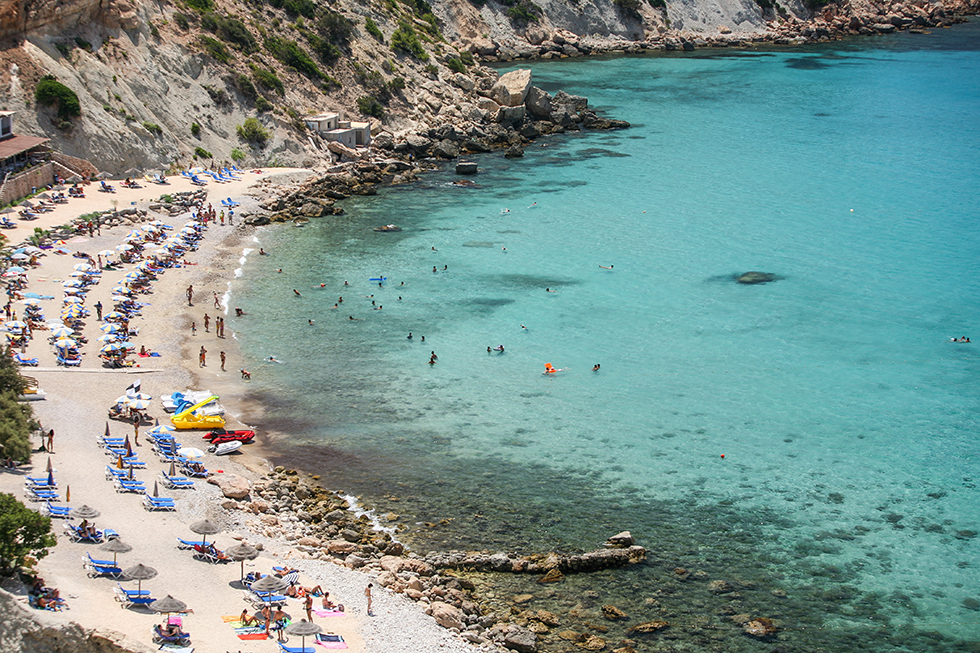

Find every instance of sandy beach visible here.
[0,170,480,653]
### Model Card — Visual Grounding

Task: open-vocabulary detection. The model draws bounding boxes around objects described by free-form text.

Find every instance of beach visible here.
[0,170,481,653]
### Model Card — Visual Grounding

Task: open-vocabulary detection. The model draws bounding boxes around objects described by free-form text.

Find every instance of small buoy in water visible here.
[720,454,725,459]
[850,209,854,212]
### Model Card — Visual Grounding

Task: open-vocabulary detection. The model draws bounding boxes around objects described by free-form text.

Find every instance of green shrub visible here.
[390,22,428,61]
[357,96,385,119]
[255,95,273,112]
[184,0,213,12]
[201,11,219,31]
[317,11,352,43]
[219,16,257,51]
[459,50,474,66]
[424,63,438,76]
[237,74,257,99]
[103,103,112,112]
[142,121,163,135]
[305,31,341,65]
[149,22,160,38]
[388,76,406,91]
[55,43,71,57]
[264,36,322,80]
[203,84,229,105]
[230,148,246,162]
[237,117,270,146]
[445,56,465,74]
[35,76,81,122]
[194,146,213,158]
[365,16,384,42]
[200,36,231,62]
[251,66,284,95]
[173,11,190,29]
[0,354,34,464]
[191,122,201,137]
[284,0,315,18]
[0,493,57,574]
[74,37,92,51]
[503,0,540,23]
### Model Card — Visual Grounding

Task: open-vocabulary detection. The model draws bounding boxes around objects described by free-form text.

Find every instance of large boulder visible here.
[491,69,533,107]
[428,601,464,630]
[553,90,588,111]
[503,625,538,653]
[450,73,475,92]
[208,473,250,499]
[497,105,526,126]
[525,86,554,119]
[736,271,778,284]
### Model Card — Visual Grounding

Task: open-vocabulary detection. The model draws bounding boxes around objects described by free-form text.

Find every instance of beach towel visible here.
[312,610,346,618]
[316,634,347,649]
[157,645,193,653]
[22,293,55,300]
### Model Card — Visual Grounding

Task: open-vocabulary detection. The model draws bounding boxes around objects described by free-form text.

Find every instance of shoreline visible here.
[0,170,485,653]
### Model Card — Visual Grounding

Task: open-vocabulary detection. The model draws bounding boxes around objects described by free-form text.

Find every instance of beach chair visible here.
[114,586,154,609]
[160,472,195,489]
[189,175,208,186]
[176,537,207,549]
[152,624,190,645]
[277,642,315,653]
[57,354,82,366]
[192,543,230,564]
[86,552,119,567]
[180,462,209,478]
[84,559,123,578]
[143,493,176,511]
[0,217,16,229]
[44,503,72,518]
[27,487,59,502]
[14,352,38,366]
[64,522,104,543]
[25,476,56,487]
[105,466,129,480]
[116,582,150,598]
[114,478,146,493]
[244,589,287,608]
[121,457,146,469]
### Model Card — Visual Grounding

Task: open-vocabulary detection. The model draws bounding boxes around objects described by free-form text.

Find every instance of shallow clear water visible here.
[232,22,980,650]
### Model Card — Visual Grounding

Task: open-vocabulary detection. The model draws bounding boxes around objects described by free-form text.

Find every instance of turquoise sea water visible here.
[233,22,980,650]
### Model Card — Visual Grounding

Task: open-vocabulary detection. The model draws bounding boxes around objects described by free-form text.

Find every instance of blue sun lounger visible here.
[176,537,207,549]
[44,503,71,518]
[114,586,154,608]
[277,642,315,653]
[143,494,175,511]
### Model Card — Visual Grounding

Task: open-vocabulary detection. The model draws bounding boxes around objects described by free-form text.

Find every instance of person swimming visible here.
[494,345,504,352]
[599,265,614,270]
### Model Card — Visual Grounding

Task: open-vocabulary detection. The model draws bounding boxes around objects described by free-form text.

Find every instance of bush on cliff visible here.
[0,494,56,575]
[237,117,270,146]
[365,16,384,43]
[251,65,285,95]
[34,76,81,122]
[264,36,323,80]
[391,22,428,61]
[200,36,232,63]
[316,11,353,44]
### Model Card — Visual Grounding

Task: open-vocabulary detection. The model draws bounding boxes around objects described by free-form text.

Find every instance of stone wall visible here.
[0,587,156,653]
[0,160,51,205]
[50,151,98,178]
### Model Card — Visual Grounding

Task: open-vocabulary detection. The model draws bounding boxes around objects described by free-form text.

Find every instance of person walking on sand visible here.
[199,346,207,367]
[132,413,140,446]
[47,429,54,454]
[186,285,194,306]
[203,313,210,333]
[220,351,226,371]
[213,292,220,309]
[365,583,373,615]
[304,594,314,622]
[191,321,196,336]
[95,301,103,321]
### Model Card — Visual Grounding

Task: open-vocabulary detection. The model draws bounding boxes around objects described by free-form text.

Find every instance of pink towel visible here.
[312,610,346,617]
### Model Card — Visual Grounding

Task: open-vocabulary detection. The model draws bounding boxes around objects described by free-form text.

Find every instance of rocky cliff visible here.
[0,0,975,173]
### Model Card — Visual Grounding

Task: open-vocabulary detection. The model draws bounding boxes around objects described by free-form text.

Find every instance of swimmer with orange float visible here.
[543,363,568,375]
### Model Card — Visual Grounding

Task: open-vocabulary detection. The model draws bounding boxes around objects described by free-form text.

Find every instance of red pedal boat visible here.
[204,428,255,444]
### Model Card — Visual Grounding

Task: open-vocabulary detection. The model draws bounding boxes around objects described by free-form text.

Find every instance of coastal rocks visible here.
[743,617,778,639]
[576,634,607,650]
[525,87,555,119]
[601,605,628,620]
[708,579,734,593]
[627,621,669,634]
[490,69,533,107]
[427,601,464,630]
[502,624,538,653]
[505,145,525,159]
[606,531,634,547]
[736,271,779,284]
[208,473,250,499]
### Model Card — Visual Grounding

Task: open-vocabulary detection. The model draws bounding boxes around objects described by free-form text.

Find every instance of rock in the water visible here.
[207,473,250,499]
[456,161,478,175]
[627,621,669,634]
[576,635,606,650]
[607,531,634,547]
[743,617,778,639]
[537,568,563,583]
[504,625,538,653]
[708,579,734,593]
[525,86,554,119]
[601,605,628,620]
[490,69,533,107]
[505,145,525,159]
[736,271,778,284]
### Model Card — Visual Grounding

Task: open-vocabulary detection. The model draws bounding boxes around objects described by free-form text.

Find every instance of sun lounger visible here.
[27,487,59,502]
[86,552,119,567]
[44,503,71,518]
[143,494,176,511]
[25,476,56,487]
[152,624,190,645]
[114,586,154,609]
[192,543,230,564]
[57,354,81,366]
[121,457,146,468]
[14,353,38,366]
[190,175,208,186]
[105,466,129,480]
[114,478,146,493]
[64,522,104,543]
[176,537,207,549]
[85,560,123,578]
[160,472,195,489]
[277,642,315,653]
[243,589,287,608]
[116,582,150,598]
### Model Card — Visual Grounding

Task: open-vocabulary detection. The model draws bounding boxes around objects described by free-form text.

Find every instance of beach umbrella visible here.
[127,463,134,479]
[62,293,83,301]
[96,171,112,179]
[7,265,27,273]
[66,175,81,183]
[122,563,157,594]
[286,619,322,651]
[66,485,70,503]
[54,338,76,349]
[104,311,126,320]
[10,253,29,261]
[153,480,159,497]
[46,456,52,472]
[150,595,187,617]
[5,320,27,330]
[149,424,174,435]
[0,207,15,214]
[168,460,177,476]
[37,192,51,200]
[105,422,111,438]
[73,263,95,272]
[63,280,83,288]
[70,505,100,519]
[2,270,24,278]
[117,454,124,469]
[101,343,124,354]
[97,334,120,343]
[69,271,91,278]
[117,342,136,350]
[63,288,82,296]
[53,184,66,191]
[127,397,152,410]
[47,468,54,486]
[101,324,122,333]
[189,519,221,548]
[115,244,133,252]
[99,250,117,258]
[249,574,288,594]
[50,325,74,338]
[177,447,204,460]
[100,538,132,565]
[226,542,259,581]
[19,200,34,208]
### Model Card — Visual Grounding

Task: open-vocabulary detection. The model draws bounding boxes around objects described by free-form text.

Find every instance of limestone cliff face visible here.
[0,0,975,173]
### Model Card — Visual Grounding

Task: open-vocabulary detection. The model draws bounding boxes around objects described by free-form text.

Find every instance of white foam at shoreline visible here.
[342,493,401,541]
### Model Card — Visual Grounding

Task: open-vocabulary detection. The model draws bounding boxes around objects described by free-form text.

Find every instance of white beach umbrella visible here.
[97,334,120,343]
[63,288,83,296]
[98,250,117,258]
[126,398,152,411]
[116,342,136,350]
[73,263,95,272]
[63,280,83,288]
[100,323,122,333]
[54,338,77,349]
[49,325,74,338]
[176,447,205,460]
[115,244,133,252]
[10,253,30,261]
[63,296,83,303]
[69,271,91,278]
[20,299,41,306]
